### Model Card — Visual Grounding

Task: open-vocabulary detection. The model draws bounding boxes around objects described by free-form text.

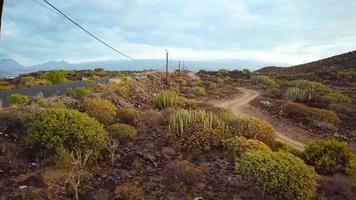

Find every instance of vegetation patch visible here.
[281,102,341,125]
[81,97,117,124]
[107,123,137,142]
[115,183,144,200]
[7,94,31,106]
[117,108,139,125]
[224,136,271,156]
[27,108,106,154]
[250,75,277,87]
[235,150,319,200]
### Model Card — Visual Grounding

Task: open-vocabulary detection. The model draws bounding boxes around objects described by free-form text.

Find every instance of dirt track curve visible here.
[211,87,312,150]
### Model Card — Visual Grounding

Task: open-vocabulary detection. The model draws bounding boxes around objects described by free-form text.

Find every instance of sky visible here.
[0,0,356,66]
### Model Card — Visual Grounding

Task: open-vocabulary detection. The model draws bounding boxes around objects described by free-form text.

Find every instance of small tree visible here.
[242,69,251,77]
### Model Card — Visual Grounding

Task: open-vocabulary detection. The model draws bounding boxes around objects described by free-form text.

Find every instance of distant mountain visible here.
[0,58,284,76]
[256,50,356,85]
[0,58,27,75]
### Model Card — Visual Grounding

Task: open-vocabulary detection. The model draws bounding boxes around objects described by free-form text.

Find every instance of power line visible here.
[41,0,135,60]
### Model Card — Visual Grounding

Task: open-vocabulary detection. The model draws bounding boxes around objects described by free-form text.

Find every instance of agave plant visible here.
[154,90,180,109]
[284,87,311,102]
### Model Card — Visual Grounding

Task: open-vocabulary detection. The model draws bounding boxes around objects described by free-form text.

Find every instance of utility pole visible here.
[178,60,181,76]
[165,49,169,84]
[0,0,4,37]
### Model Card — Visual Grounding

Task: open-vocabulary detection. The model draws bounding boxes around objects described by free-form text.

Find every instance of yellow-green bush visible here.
[7,94,31,106]
[235,151,319,200]
[66,87,90,100]
[173,123,223,153]
[115,183,144,200]
[27,108,106,154]
[303,139,354,175]
[289,79,331,93]
[117,108,139,125]
[191,86,206,96]
[284,87,311,102]
[281,102,341,125]
[19,77,35,88]
[224,136,271,156]
[169,109,226,137]
[154,90,180,109]
[325,92,351,104]
[81,98,117,124]
[250,75,277,87]
[47,70,67,84]
[226,117,276,144]
[108,123,137,142]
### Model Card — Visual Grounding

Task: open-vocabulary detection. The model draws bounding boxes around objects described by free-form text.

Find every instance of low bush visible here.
[27,108,106,154]
[224,136,271,156]
[226,117,276,144]
[303,138,354,175]
[115,183,144,200]
[19,77,35,88]
[66,87,90,100]
[107,123,137,142]
[250,75,277,87]
[173,123,223,153]
[268,140,302,156]
[235,151,319,200]
[0,108,31,137]
[47,70,66,84]
[281,102,341,125]
[169,109,226,137]
[325,92,352,104]
[154,90,180,109]
[164,160,205,192]
[117,108,139,125]
[191,86,206,96]
[289,79,330,93]
[284,87,311,102]
[81,98,117,124]
[7,94,31,106]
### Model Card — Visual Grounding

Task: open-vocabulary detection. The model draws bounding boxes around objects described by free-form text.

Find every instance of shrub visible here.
[250,75,277,87]
[281,102,341,125]
[115,183,144,200]
[284,87,311,102]
[268,140,302,156]
[242,69,251,76]
[164,160,205,192]
[27,108,106,154]
[19,77,35,88]
[66,87,90,100]
[303,139,354,175]
[169,109,226,137]
[0,100,2,109]
[224,136,271,156]
[47,70,67,84]
[173,123,223,153]
[108,123,137,142]
[226,117,276,144]
[154,90,180,109]
[7,94,31,106]
[117,108,139,125]
[191,86,206,96]
[81,98,117,124]
[325,92,352,104]
[235,151,319,200]
[289,79,330,93]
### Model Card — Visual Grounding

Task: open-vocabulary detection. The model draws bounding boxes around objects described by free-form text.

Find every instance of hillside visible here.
[257,50,356,85]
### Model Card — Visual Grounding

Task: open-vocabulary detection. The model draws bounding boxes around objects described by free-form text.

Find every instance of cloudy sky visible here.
[0,0,355,66]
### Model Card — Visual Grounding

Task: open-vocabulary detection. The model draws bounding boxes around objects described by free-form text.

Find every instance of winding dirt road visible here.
[211,87,317,150]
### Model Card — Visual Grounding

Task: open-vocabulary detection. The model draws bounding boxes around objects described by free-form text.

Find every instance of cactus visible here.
[284,87,311,102]
[154,90,180,109]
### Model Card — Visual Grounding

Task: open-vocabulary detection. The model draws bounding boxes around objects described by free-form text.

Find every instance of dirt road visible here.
[211,87,315,150]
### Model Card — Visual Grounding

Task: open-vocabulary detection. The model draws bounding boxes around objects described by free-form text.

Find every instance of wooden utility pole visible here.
[0,0,4,36]
[178,60,181,76]
[165,49,169,84]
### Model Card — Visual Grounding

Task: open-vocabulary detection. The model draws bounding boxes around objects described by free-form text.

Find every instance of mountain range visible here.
[0,58,286,77]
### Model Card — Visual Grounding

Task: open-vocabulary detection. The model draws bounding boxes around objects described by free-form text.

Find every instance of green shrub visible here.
[81,98,117,124]
[303,139,354,175]
[284,87,311,102]
[268,140,302,156]
[242,69,251,76]
[289,79,331,93]
[226,117,276,144]
[154,90,180,109]
[169,109,226,137]
[235,151,319,200]
[108,123,137,142]
[27,108,106,154]
[7,94,31,106]
[66,87,90,100]
[191,86,206,96]
[173,123,223,153]
[0,100,3,109]
[117,108,139,125]
[19,77,35,88]
[224,136,271,156]
[47,70,67,84]
[250,75,277,87]
[325,92,351,104]
[281,102,341,125]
